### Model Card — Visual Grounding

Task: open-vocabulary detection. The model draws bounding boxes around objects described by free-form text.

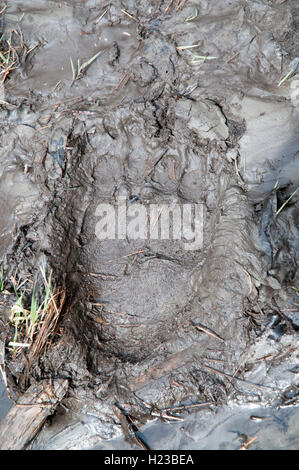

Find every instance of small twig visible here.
[120,9,136,21]
[37,125,51,131]
[205,357,226,363]
[15,401,53,408]
[122,250,145,258]
[232,364,242,379]
[115,72,130,90]
[238,435,258,450]
[177,44,201,50]
[275,187,298,216]
[52,80,61,92]
[176,0,187,11]
[192,322,225,343]
[250,415,271,422]
[8,342,30,348]
[126,415,151,450]
[272,297,295,330]
[0,5,8,15]
[165,0,174,12]
[151,411,184,421]
[201,364,273,391]
[94,8,109,24]
[162,401,213,413]
[226,52,240,63]
[144,150,168,178]
[92,318,142,328]
[88,272,120,279]
[190,55,217,65]
[40,96,83,111]
[26,43,39,56]
[102,308,134,318]
[151,207,164,232]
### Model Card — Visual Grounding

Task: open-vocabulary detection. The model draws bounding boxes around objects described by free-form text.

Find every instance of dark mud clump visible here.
[0,0,298,445]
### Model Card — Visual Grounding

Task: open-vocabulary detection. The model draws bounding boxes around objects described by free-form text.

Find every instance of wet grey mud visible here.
[0,0,298,450]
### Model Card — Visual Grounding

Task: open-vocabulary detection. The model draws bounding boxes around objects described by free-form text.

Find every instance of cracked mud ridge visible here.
[0,0,298,448]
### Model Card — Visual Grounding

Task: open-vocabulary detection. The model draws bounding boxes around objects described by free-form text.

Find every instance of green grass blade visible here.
[79,50,102,74]
[185,8,198,22]
[70,57,76,81]
[30,289,39,324]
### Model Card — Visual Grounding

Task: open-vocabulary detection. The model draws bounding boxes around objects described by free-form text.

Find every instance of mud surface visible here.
[0,0,298,448]
[30,401,299,450]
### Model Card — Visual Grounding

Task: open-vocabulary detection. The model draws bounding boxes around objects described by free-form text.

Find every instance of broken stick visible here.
[0,379,68,450]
